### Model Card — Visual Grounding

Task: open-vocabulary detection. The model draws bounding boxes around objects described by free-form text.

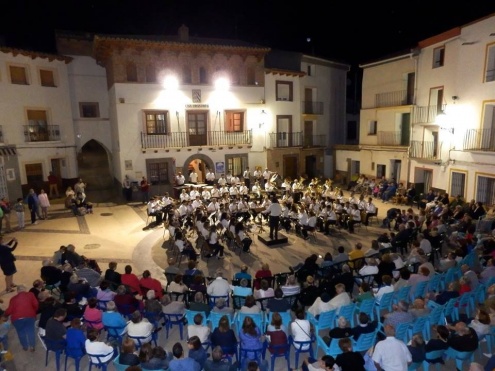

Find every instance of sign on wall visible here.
[215,162,225,174]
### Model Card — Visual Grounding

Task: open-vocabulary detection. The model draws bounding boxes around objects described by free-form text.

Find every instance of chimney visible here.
[178,24,189,42]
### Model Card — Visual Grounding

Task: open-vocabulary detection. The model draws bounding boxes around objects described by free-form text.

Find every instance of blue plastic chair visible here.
[112,355,128,371]
[406,316,428,343]
[238,345,265,371]
[163,313,185,340]
[97,299,111,311]
[307,309,337,335]
[446,349,475,370]
[452,292,474,321]
[315,334,341,358]
[289,336,314,367]
[440,267,461,291]
[127,333,158,349]
[352,329,378,353]
[394,322,412,343]
[267,341,291,371]
[338,302,357,327]
[422,348,446,371]
[425,304,444,341]
[83,317,104,333]
[87,350,115,371]
[393,286,412,306]
[185,309,209,326]
[427,273,442,294]
[220,344,239,363]
[43,338,66,371]
[208,311,234,330]
[265,311,292,331]
[235,312,264,334]
[441,297,457,323]
[104,325,125,345]
[375,291,394,321]
[357,298,376,321]
[410,280,429,301]
[64,346,85,371]
[208,295,230,309]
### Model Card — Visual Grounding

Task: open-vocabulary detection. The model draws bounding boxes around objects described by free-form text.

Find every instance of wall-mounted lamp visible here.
[452,96,459,102]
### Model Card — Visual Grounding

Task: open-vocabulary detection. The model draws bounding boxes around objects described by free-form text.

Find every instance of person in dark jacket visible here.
[104,261,121,290]
[119,338,140,366]
[335,337,365,371]
[446,321,479,353]
[0,236,18,292]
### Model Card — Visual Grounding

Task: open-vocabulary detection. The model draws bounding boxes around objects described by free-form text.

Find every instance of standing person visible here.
[262,196,282,240]
[0,236,18,292]
[4,284,38,352]
[26,188,40,224]
[189,169,198,185]
[38,189,50,220]
[122,175,132,202]
[74,179,87,198]
[140,176,150,204]
[243,167,251,189]
[372,324,412,371]
[47,171,60,198]
[0,197,12,233]
[13,198,25,230]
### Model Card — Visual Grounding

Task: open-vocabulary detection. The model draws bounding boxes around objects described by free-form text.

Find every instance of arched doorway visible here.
[77,140,114,200]
[181,154,214,184]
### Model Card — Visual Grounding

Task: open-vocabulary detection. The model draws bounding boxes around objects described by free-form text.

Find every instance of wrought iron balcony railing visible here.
[269,132,303,148]
[303,134,326,147]
[301,101,324,115]
[377,131,409,146]
[464,128,495,151]
[411,105,445,124]
[410,140,437,159]
[141,130,252,149]
[375,90,411,108]
[23,125,60,142]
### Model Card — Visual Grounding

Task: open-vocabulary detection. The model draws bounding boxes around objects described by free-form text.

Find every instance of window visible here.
[485,44,495,83]
[126,63,137,82]
[147,159,169,185]
[247,67,256,85]
[432,46,445,68]
[307,64,314,76]
[199,67,207,84]
[145,65,156,83]
[182,66,192,84]
[145,111,168,134]
[9,65,28,85]
[476,175,495,206]
[368,120,377,135]
[276,81,293,101]
[79,102,100,118]
[226,155,247,179]
[450,171,466,198]
[225,111,244,132]
[39,69,55,87]
[27,109,49,141]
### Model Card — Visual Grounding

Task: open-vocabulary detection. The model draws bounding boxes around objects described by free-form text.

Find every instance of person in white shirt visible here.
[205,169,216,186]
[191,196,203,211]
[207,270,231,297]
[326,283,351,315]
[189,188,199,199]
[126,310,154,345]
[229,185,239,197]
[210,185,221,199]
[262,196,283,240]
[217,175,227,187]
[307,292,333,317]
[372,324,412,371]
[179,189,190,202]
[85,328,116,363]
[418,233,432,255]
[175,172,185,186]
[201,188,211,201]
[225,172,233,185]
[262,168,271,186]
[375,275,395,305]
[253,167,262,183]
[189,170,198,185]
[363,197,377,226]
[187,312,210,344]
[243,167,251,189]
[238,183,248,196]
[290,308,313,350]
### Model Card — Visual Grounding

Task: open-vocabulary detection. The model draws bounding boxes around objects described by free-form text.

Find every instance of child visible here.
[13,197,25,230]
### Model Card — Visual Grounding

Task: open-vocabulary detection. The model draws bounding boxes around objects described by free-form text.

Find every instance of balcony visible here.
[377,131,408,146]
[301,101,324,115]
[464,128,495,151]
[23,125,60,142]
[141,130,252,149]
[375,90,411,108]
[411,105,445,124]
[410,140,437,159]
[269,132,302,148]
[303,134,326,147]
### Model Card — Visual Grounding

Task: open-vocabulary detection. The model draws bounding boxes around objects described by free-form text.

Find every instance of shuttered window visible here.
[450,172,466,198]
[476,176,495,206]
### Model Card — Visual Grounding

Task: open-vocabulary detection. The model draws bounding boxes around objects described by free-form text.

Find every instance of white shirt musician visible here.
[229,201,238,215]
[211,186,221,199]
[207,200,220,214]
[282,193,293,205]
[238,183,248,195]
[281,180,292,192]
[178,201,189,217]
[201,189,211,201]
[231,175,240,185]
[261,196,272,209]
[206,170,216,184]
[253,168,262,181]
[357,197,367,211]
[219,185,230,195]
[262,168,271,183]
[189,170,198,184]
[252,182,262,197]
[238,199,249,213]
[191,196,203,211]
[265,181,275,193]
[298,209,309,227]
[226,172,233,185]
[179,189,190,202]
[217,175,227,187]
[243,168,250,181]
[366,199,377,214]
[161,194,173,207]
[190,189,199,199]
[229,185,239,197]
[175,172,185,186]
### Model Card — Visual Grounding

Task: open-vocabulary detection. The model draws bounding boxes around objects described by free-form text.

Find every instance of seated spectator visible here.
[119,338,140,366]
[335,337,365,371]
[207,269,231,297]
[376,254,396,285]
[480,258,495,284]
[126,310,154,345]
[351,312,377,340]
[239,316,264,368]
[189,275,207,294]
[96,280,116,302]
[160,294,186,317]
[297,355,335,371]
[356,258,379,283]
[85,328,116,364]
[254,263,272,290]
[41,259,62,287]
[354,282,374,304]
[375,275,394,305]
[38,295,60,335]
[266,287,292,313]
[140,270,164,299]
[67,274,92,300]
[429,281,460,305]
[241,295,261,314]
[329,316,352,339]
[408,298,430,319]
[143,290,163,320]
[280,274,301,297]
[102,301,127,336]
[232,278,253,297]
[383,300,414,327]
[141,345,170,370]
[298,275,321,307]
[83,297,104,330]
[210,315,237,350]
[60,263,73,293]
[424,325,449,361]
[75,260,102,288]
[468,307,491,338]
[290,308,313,351]
[45,307,68,349]
[61,291,84,320]
[188,292,210,315]
[62,244,84,268]
[446,321,479,353]
[184,260,204,277]
[114,285,140,316]
[121,265,142,295]
[169,342,200,371]
[204,346,234,371]
[266,312,289,354]
[167,274,188,294]
[234,264,252,281]
[307,292,332,318]
[187,335,208,369]
[407,333,425,366]
[438,252,457,273]
[187,313,210,344]
[104,261,121,290]
[254,279,274,300]
[393,267,410,292]
[211,297,234,316]
[65,317,86,358]
[30,279,45,300]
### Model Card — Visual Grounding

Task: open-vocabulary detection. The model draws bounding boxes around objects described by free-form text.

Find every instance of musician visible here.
[178,200,190,219]
[251,181,262,201]
[301,210,317,239]
[262,168,271,186]
[231,174,240,185]
[175,230,198,261]
[262,196,283,240]
[228,198,239,217]
[189,169,198,185]
[281,178,292,193]
[217,174,227,187]
[175,171,186,186]
[248,198,261,222]
[201,187,211,201]
[243,167,251,189]
[237,197,250,222]
[219,212,230,231]
[210,185,221,199]
[265,180,275,194]
[238,182,249,196]
[219,184,230,197]
[225,171,233,186]
[235,222,252,253]
[191,195,204,211]
[189,187,200,200]
[229,184,239,198]
[147,196,164,225]
[253,167,262,184]
[206,198,221,223]
[280,201,292,233]
[347,203,362,233]
[357,194,367,210]
[295,206,309,239]
[207,224,225,259]
[363,197,377,226]
[205,169,216,186]
[179,188,190,202]
[281,191,293,209]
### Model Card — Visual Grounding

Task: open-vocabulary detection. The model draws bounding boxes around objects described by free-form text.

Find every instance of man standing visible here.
[122,175,132,202]
[262,168,271,187]
[262,196,283,240]
[372,324,412,371]
[48,171,60,198]
[140,176,150,204]
[189,169,198,185]
[205,168,216,186]
[175,172,185,186]
[243,167,251,189]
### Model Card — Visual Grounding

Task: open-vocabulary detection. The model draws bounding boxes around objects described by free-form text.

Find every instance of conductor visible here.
[262,196,282,240]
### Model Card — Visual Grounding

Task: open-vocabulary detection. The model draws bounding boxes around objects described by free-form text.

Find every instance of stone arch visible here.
[77,139,113,190]
[182,154,215,182]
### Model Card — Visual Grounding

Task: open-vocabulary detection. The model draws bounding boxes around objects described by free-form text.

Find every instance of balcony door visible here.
[276,115,293,147]
[304,121,313,146]
[187,111,207,146]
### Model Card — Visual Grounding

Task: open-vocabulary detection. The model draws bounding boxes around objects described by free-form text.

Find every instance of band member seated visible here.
[206,224,225,259]
[147,196,164,225]
[347,204,362,233]
[235,221,252,253]
[175,230,198,261]
[300,210,317,240]
[295,206,309,238]
[280,201,292,233]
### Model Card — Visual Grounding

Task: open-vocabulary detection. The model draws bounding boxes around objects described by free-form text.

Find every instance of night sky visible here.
[2,1,495,68]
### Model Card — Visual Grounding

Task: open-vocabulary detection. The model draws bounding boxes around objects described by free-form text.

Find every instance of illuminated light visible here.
[214,77,230,91]
[162,76,179,90]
